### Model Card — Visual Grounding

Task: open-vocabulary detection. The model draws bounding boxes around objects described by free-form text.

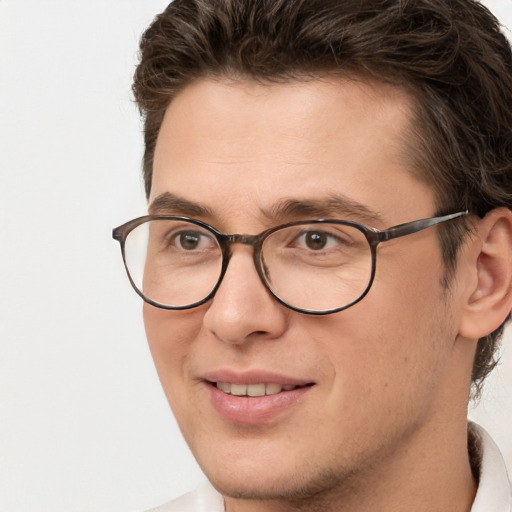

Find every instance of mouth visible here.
[202,370,315,424]
[206,379,315,425]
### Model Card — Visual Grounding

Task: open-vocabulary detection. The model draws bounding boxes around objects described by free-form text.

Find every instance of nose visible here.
[202,248,289,345]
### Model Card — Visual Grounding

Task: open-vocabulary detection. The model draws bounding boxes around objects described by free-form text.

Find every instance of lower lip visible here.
[206,383,313,425]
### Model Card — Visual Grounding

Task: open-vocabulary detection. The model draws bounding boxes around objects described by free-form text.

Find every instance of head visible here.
[133,0,512,397]
[127,0,512,508]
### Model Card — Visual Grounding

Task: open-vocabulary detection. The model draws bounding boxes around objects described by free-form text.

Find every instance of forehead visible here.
[151,77,434,227]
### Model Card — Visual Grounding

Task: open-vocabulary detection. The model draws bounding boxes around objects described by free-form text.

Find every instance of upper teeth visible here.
[216,382,297,397]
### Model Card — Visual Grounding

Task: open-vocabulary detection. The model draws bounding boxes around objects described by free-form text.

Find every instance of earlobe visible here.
[459,208,512,340]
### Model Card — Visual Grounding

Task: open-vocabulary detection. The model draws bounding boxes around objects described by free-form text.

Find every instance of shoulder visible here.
[140,481,224,512]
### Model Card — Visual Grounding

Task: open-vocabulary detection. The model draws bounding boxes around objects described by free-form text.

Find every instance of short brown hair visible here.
[132,0,512,395]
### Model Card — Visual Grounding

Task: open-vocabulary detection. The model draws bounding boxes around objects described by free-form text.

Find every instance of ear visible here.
[459,207,512,339]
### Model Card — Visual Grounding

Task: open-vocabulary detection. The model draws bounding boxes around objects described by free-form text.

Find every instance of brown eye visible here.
[178,232,202,250]
[304,231,328,250]
[167,229,217,252]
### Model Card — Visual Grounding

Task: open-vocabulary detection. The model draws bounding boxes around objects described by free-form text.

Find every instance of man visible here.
[113,0,512,510]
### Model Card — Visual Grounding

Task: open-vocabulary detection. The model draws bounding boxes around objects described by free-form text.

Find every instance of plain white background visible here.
[0,1,511,511]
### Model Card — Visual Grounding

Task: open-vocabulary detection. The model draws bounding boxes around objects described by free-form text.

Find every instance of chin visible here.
[203,459,346,504]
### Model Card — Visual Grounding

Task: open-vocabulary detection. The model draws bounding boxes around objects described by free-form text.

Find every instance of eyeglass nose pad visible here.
[217,231,267,275]
[211,234,276,301]
[254,248,273,287]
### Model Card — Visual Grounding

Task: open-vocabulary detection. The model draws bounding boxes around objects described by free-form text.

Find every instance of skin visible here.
[143,77,509,512]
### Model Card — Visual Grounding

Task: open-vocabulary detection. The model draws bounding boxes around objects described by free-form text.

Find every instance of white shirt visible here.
[471,423,511,512]
[141,423,511,512]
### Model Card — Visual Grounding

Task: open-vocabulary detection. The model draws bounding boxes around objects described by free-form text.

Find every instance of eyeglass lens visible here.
[123,219,374,312]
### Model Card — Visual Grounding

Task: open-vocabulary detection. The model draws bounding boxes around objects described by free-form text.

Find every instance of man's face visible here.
[144,78,466,504]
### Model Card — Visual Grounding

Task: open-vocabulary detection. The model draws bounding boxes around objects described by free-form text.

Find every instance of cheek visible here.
[143,304,203,405]
[308,243,452,404]
[371,235,447,324]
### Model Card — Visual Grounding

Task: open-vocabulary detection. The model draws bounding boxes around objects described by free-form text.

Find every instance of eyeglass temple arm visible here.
[377,210,469,242]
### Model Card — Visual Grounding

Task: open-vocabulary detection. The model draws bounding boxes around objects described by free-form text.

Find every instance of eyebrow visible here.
[148,192,214,217]
[262,196,384,225]
[148,191,384,226]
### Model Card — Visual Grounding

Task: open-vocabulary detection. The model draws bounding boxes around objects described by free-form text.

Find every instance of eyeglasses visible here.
[112,211,468,315]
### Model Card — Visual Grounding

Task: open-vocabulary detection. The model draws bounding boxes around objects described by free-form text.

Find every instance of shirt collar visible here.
[469,422,511,512]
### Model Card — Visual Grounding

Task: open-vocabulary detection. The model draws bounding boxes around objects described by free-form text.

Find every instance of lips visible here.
[203,371,314,425]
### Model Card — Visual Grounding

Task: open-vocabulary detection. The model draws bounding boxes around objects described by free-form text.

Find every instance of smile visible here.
[208,380,314,425]
[215,382,301,396]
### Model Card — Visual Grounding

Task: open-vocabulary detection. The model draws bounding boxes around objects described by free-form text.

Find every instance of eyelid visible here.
[296,228,353,247]
[170,227,215,239]
[151,221,216,250]
[269,224,353,250]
